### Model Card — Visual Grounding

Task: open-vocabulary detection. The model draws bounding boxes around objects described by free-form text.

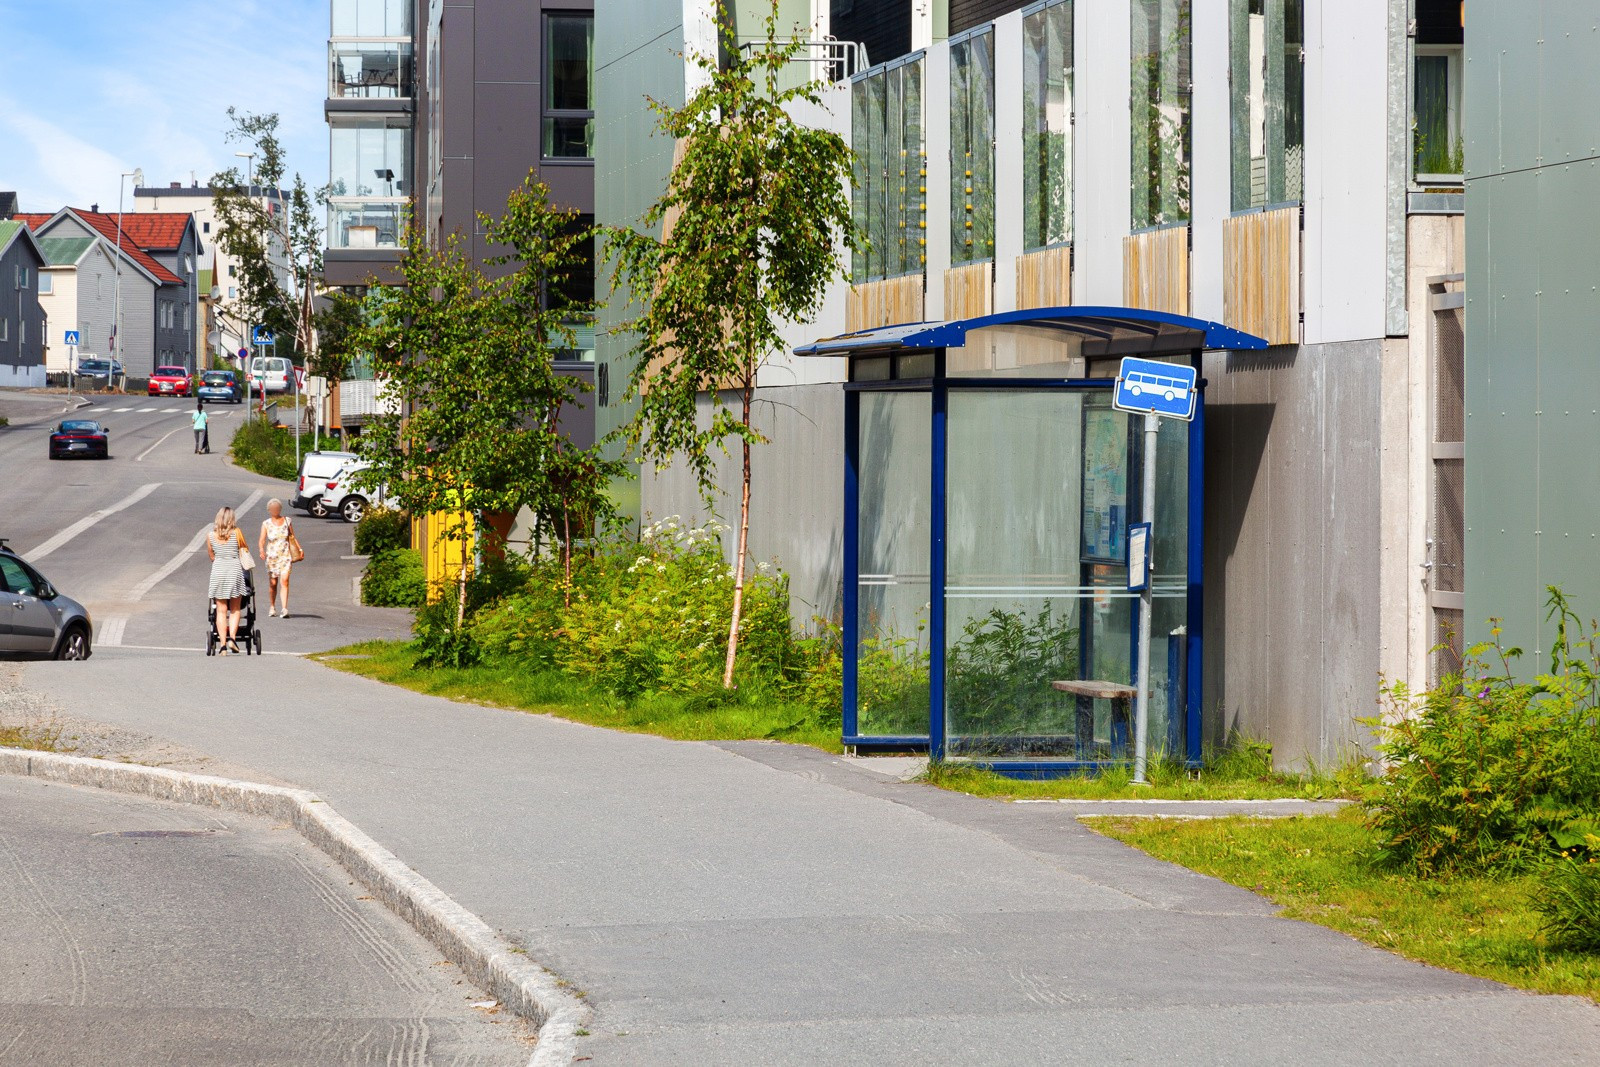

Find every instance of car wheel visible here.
[55,625,91,661]
[309,499,329,519]
[341,496,367,524]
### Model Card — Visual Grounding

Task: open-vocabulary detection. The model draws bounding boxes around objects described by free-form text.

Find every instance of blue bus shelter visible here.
[796,307,1268,777]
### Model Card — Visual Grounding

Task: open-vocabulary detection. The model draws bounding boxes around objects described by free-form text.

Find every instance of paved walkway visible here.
[15,650,1600,1065]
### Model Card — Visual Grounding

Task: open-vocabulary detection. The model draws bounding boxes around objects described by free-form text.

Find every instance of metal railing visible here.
[737,36,868,82]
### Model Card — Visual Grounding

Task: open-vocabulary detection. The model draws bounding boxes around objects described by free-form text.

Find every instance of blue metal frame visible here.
[841,388,860,743]
[929,383,949,760]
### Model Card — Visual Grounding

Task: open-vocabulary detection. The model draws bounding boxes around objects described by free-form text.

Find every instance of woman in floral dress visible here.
[258,498,297,618]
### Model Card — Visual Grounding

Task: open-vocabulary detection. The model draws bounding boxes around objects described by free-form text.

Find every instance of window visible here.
[328,115,412,196]
[951,28,996,266]
[1230,0,1303,210]
[38,273,52,295]
[0,318,7,341]
[1413,0,1463,181]
[76,326,91,345]
[543,14,594,159]
[228,265,236,277]
[852,56,926,282]
[0,556,39,597]
[228,286,237,299]
[19,318,25,344]
[15,265,28,289]
[1023,1,1073,250]
[331,0,410,37]
[1131,0,1191,229]
[203,221,210,234]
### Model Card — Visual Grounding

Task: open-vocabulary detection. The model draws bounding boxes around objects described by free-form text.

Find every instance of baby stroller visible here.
[205,568,263,656]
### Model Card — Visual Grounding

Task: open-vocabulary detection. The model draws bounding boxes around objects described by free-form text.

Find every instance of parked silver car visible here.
[0,541,93,659]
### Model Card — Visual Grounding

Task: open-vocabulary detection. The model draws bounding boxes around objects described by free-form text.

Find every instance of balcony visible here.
[328,199,404,249]
[330,41,413,100]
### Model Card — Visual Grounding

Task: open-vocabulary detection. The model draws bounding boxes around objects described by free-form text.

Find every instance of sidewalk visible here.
[17,650,1600,1065]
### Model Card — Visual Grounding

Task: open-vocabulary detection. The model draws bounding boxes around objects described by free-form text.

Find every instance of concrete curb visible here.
[0,748,589,1066]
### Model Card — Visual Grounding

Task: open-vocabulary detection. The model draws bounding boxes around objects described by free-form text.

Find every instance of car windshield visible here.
[203,373,234,384]
[155,366,186,376]
[60,421,98,433]
[78,360,108,371]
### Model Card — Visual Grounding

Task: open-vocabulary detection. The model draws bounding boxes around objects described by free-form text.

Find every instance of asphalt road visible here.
[0,774,530,1064]
[0,388,408,654]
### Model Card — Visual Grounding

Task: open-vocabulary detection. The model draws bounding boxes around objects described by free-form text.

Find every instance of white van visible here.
[249,355,293,394]
[291,450,359,518]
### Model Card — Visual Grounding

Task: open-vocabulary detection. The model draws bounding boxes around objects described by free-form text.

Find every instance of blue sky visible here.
[0,0,328,214]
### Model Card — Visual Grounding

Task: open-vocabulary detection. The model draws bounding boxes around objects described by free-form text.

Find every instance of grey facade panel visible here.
[1465,1,1600,665]
[1202,340,1383,767]
[0,237,47,371]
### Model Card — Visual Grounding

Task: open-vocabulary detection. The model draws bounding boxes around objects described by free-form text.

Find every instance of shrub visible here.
[557,518,800,697]
[1367,588,1600,875]
[229,415,298,480]
[799,619,929,736]
[354,507,410,556]
[946,603,1078,740]
[412,597,479,668]
[361,548,427,607]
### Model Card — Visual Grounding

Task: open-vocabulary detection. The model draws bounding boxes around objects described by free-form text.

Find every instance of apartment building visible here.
[599,0,1467,767]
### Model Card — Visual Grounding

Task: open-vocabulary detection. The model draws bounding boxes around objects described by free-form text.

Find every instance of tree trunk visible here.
[455,515,470,628]
[722,383,754,690]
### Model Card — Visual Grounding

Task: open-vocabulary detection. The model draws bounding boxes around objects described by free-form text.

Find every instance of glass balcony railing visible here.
[330,41,414,100]
[328,199,405,249]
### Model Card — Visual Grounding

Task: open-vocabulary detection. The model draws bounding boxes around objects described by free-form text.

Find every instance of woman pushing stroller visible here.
[207,506,251,654]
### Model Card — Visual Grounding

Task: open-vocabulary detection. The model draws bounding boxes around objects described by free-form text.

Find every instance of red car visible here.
[147,365,192,397]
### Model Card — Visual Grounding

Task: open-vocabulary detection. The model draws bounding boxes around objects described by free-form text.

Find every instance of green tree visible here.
[357,175,620,620]
[607,2,858,688]
[210,109,322,374]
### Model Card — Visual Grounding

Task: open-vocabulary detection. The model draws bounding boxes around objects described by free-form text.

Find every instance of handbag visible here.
[237,531,256,572]
[287,522,305,563]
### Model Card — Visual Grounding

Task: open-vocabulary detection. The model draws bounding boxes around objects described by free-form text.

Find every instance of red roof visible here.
[117,213,192,250]
[14,213,53,232]
[67,210,185,285]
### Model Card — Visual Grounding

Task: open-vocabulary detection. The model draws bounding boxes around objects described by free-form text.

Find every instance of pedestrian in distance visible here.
[258,498,303,618]
[192,401,209,454]
[207,506,250,654]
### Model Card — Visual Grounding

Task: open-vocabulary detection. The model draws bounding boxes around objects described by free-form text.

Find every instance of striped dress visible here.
[208,529,248,600]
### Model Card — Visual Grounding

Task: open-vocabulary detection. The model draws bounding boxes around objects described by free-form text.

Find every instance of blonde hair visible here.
[266,498,283,515]
[214,506,238,539]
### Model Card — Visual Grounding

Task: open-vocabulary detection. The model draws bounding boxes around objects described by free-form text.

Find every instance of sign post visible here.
[1112,357,1199,785]
[251,327,275,419]
[64,330,80,396]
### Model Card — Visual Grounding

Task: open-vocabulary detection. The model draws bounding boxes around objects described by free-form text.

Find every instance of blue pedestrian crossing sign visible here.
[1113,357,1198,422]
[251,326,276,346]
[63,330,80,346]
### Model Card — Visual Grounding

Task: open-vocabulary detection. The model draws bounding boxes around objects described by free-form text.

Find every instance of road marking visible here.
[98,616,128,647]
[128,489,264,601]
[136,407,156,412]
[25,483,161,561]
[136,424,189,462]
[112,407,131,412]
[110,643,304,657]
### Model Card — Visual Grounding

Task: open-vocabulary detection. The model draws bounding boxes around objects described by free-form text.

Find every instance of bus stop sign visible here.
[1113,357,1198,421]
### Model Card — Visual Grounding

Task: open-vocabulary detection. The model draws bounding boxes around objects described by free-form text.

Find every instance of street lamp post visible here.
[112,167,143,392]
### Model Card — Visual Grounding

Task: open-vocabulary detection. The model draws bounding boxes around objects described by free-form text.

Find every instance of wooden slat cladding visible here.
[950,0,1030,35]
[1122,225,1190,316]
[846,274,926,332]
[943,260,993,320]
[1222,206,1301,346]
[1015,245,1072,310]
[831,0,912,69]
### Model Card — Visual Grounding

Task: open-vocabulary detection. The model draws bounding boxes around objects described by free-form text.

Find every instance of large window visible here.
[1131,0,1191,230]
[1229,0,1303,210]
[331,0,410,37]
[1413,0,1463,181]
[328,116,411,197]
[544,14,594,159]
[950,28,996,266]
[1023,1,1073,250]
[851,57,926,283]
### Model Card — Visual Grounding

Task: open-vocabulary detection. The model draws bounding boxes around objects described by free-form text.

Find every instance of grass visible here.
[918,744,1372,802]
[1091,807,1600,1001]
[316,639,844,752]
[0,717,68,752]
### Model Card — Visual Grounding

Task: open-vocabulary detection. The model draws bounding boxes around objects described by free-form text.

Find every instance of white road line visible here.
[98,616,128,647]
[136,407,156,413]
[128,489,264,601]
[112,407,132,412]
[136,424,189,462]
[25,483,161,561]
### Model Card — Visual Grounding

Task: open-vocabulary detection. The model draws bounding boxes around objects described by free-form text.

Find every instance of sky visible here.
[0,0,328,216]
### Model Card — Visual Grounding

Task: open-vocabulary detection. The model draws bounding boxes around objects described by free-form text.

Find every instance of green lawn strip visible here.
[919,754,1370,802]
[1088,808,1600,1001]
[315,640,842,753]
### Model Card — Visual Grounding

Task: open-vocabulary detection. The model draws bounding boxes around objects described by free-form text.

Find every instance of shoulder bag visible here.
[287,520,305,563]
[237,529,256,571]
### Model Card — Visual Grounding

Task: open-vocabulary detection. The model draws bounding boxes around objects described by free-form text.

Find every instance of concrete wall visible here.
[1464,2,1600,662]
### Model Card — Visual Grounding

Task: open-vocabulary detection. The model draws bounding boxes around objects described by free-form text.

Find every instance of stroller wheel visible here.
[254,633,264,655]
[206,633,216,656]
